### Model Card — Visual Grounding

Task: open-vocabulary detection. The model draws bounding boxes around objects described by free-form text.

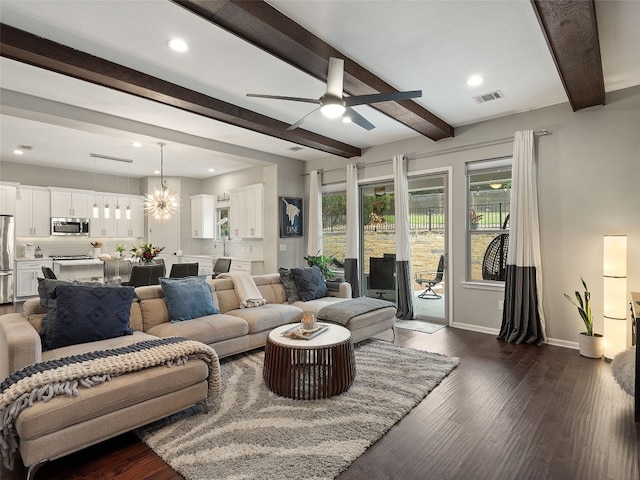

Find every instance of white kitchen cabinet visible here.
[230,184,263,238]
[50,188,93,218]
[15,259,52,298]
[91,194,118,237]
[190,195,215,239]
[0,183,17,215]
[116,195,144,237]
[15,186,50,237]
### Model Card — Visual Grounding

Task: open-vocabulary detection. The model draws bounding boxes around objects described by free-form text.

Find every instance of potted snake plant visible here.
[564,278,603,358]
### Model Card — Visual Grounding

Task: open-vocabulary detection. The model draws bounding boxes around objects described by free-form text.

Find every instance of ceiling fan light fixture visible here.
[320,94,346,119]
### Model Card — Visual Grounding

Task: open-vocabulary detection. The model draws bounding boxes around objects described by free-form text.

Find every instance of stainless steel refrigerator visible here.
[0,215,15,304]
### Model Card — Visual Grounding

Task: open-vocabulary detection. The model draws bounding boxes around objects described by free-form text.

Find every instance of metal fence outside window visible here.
[322,202,509,233]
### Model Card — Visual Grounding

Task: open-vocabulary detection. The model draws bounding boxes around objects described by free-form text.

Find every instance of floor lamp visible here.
[603,235,627,360]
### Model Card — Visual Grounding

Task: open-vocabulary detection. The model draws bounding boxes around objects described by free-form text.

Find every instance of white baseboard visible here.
[450,322,499,336]
[450,322,579,351]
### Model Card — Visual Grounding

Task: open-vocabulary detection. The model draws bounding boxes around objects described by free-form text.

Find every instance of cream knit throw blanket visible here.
[0,337,220,470]
[218,272,267,308]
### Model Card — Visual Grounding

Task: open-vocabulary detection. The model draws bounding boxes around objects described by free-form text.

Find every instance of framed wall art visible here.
[280,197,303,237]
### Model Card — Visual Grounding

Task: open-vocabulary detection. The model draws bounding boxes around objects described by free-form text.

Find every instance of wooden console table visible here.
[263,323,355,400]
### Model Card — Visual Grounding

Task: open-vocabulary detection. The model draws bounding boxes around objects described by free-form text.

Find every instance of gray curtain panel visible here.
[393,154,415,319]
[498,130,546,345]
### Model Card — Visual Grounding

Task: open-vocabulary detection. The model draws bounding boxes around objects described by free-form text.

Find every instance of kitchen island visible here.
[53,259,104,281]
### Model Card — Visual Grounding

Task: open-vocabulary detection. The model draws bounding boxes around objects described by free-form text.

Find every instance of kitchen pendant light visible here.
[144,142,179,220]
[114,162,121,219]
[125,162,131,220]
[103,159,110,219]
[92,158,99,218]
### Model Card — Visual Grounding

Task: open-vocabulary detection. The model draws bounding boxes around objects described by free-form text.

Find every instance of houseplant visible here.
[303,251,336,279]
[564,277,603,358]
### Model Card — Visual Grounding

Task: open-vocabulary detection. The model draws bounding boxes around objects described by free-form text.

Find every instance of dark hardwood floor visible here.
[1,301,638,480]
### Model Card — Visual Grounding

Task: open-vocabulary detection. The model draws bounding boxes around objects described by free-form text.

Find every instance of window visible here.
[321,192,347,270]
[467,158,511,282]
[217,207,229,238]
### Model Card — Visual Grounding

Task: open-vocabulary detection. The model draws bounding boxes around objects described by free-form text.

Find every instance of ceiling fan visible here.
[247,57,422,131]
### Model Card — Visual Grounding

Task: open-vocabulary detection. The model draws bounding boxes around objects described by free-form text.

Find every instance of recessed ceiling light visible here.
[13,148,24,155]
[131,142,142,148]
[168,38,189,53]
[154,170,160,175]
[467,75,484,87]
[208,168,215,173]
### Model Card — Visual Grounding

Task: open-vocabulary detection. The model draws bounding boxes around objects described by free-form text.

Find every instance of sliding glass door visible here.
[360,173,447,323]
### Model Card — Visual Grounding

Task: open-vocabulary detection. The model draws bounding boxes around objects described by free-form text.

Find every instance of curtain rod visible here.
[304,128,550,176]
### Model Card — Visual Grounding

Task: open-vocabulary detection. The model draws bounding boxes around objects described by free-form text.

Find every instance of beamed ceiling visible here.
[0,0,637,178]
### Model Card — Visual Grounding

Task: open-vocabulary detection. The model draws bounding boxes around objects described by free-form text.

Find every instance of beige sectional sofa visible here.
[0,273,394,479]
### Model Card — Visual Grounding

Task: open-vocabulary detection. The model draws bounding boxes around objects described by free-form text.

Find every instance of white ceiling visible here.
[0,0,638,179]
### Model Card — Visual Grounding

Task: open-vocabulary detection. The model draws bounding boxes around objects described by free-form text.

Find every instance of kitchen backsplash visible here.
[15,237,144,258]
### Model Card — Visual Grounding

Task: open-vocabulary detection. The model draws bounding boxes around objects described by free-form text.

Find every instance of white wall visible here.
[305,85,640,347]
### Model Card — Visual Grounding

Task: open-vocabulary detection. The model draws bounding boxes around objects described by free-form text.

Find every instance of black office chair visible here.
[212,258,232,278]
[123,264,165,287]
[41,266,57,279]
[368,256,395,299]
[415,255,445,299]
[169,262,199,278]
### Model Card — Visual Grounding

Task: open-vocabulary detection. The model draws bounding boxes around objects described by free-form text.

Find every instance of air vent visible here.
[473,90,504,104]
[18,144,34,150]
[288,146,304,152]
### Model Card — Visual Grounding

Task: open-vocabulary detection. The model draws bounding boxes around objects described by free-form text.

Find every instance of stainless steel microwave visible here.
[51,218,90,236]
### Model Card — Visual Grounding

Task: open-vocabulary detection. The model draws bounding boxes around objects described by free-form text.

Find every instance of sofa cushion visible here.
[46,284,135,350]
[226,304,302,334]
[291,266,328,302]
[159,276,218,322]
[278,268,301,303]
[146,314,249,344]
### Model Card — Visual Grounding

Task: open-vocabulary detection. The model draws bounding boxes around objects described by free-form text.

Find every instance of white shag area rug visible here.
[136,339,459,480]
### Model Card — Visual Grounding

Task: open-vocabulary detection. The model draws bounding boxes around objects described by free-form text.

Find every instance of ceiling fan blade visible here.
[286,107,321,131]
[247,93,320,104]
[325,57,344,98]
[345,90,422,107]
[344,108,375,131]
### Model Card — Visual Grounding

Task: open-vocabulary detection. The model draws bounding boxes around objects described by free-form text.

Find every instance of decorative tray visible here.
[282,324,329,340]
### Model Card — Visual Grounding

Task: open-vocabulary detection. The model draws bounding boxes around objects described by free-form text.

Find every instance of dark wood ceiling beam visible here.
[0,23,360,158]
[531,0,605,111]
[172,0,454,141]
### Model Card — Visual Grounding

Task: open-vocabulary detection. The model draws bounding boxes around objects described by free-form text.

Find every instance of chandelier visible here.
[144,142,179,220]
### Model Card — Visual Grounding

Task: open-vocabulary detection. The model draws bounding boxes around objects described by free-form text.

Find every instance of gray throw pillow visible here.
[279,268,301,303]
[291,266,328,302]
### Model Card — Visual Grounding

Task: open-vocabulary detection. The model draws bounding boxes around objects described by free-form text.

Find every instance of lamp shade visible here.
[603,235,627,277]
[603,235,627,360]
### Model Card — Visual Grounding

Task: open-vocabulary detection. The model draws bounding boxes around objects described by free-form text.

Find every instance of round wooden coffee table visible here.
[263,323,356,400]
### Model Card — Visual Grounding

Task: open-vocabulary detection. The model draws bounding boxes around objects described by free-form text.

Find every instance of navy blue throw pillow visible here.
[291,266,328,302]
[159,275,218,322]
[47,284,135,350]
